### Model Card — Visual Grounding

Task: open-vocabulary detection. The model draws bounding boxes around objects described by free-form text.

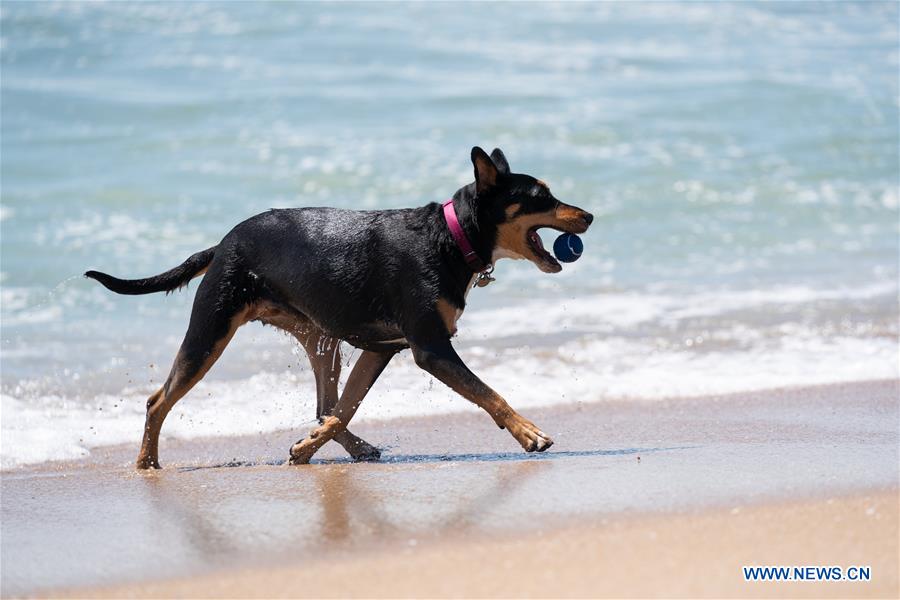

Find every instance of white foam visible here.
[2,324,896,469]
[462,281,898,339]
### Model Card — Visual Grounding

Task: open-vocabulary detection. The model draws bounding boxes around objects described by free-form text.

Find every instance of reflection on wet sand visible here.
[133,443,681,570]
[137,456,561,560]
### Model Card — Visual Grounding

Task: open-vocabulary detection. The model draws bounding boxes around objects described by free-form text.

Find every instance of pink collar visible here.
[442,198,487,272]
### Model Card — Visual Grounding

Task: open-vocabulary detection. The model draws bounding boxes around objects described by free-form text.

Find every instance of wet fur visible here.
[86,147,593,468]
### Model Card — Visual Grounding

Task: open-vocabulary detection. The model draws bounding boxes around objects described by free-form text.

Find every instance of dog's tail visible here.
[85,246,217,295]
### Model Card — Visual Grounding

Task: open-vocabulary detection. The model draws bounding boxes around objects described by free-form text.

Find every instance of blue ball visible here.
[553,233,583,263]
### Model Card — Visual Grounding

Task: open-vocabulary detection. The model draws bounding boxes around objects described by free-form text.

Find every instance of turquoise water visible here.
[2,2,897,467]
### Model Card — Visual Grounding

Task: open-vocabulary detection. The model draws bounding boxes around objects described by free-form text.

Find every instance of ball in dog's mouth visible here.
[526,227,562,273]
[552,232,583,263]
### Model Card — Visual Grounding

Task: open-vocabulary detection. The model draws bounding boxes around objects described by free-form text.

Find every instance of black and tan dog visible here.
[86,147,593,469]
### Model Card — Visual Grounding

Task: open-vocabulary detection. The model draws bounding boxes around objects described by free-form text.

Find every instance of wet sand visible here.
[2,380,898,598]
[61,491,900,599]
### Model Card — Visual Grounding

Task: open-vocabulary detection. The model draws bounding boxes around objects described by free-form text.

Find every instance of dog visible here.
[86,147,593,469]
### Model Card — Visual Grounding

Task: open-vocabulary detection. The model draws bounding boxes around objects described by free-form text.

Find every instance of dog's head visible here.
[468,146,593,273]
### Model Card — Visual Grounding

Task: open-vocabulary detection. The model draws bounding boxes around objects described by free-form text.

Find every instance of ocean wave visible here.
[2,326,896,469]
[462,281,898,339]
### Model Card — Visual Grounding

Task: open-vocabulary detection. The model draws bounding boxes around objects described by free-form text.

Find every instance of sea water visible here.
[2,2,897,467]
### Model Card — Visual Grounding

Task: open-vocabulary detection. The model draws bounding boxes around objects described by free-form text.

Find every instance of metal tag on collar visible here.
[474,264,495,288]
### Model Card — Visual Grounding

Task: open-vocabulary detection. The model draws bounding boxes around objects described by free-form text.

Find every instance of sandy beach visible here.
[2,379,897,598]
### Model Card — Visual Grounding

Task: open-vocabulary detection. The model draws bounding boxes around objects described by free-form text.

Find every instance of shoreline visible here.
[2,379,898,597]
[4,378,897,475]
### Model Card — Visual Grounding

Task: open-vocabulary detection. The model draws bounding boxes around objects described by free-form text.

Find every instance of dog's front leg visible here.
[289,349,397,465]
[409,337,553,453]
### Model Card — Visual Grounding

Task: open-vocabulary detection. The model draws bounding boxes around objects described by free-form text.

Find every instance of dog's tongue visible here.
[529,230,544,250]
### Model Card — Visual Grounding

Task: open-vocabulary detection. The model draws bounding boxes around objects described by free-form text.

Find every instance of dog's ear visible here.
[471,146,498,194]
[490,148,510,175]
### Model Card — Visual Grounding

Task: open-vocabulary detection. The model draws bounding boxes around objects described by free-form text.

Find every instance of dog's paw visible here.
[530,434,553,453]
[289,438,318,465]
[334,430,382,462]
[509,418,553,453]
[288,416,344,465]
[344,436,381,462]
[350,442,381,462]
[135,456,161,470]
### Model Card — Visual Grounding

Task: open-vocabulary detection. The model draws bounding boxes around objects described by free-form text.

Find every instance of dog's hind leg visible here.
[254,305,382,461]
[289,349,396,465]
[136,278,254,470]
[296,333,382,461]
